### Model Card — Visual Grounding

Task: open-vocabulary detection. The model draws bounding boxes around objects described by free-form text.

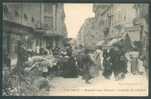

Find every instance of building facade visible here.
[133,4,149,68]
[77,4,113,49]
[77,4,147,49]
[3,3,67,64]
[77,18,96,49]
[93,4,137,38]
[93,4,113,40]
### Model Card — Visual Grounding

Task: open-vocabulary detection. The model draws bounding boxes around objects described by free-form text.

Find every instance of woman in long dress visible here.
[109,45,123,80]
[102,48,112,79]
[129,54,139,75]
[94,47,103,70]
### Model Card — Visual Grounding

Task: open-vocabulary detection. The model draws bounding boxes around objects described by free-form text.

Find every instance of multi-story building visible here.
[111,4,136,27]
[78,4,112,49]
[93,4,112,28]
[133,4,149,35]
[94,4,137,38]
[3,3,67,64]
[77,4,112,49]
[133,4,149,68]
[77,18,96,49]
[77,4,141,49]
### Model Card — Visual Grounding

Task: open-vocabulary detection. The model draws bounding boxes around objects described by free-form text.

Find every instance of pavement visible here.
[9,57,148,96]
[48,71,148,96]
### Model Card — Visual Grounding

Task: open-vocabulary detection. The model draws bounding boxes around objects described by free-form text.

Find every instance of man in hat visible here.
[102,47,112,79]
[109,44,121,80]
[110,43,127,80]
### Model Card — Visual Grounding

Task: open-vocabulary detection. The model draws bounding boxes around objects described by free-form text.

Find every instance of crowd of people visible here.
[4,40,146,87]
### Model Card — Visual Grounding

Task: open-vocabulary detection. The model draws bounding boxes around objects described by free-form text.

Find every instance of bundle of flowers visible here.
[24,55,57,73]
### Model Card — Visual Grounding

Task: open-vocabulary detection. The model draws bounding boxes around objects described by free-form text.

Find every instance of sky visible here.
[64,4,95,39]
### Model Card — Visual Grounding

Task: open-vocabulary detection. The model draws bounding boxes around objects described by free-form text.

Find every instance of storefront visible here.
[3,20,66,67]
[3,20,34,65]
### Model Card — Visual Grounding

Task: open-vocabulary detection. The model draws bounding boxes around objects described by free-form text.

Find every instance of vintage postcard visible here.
[2,3,149,96]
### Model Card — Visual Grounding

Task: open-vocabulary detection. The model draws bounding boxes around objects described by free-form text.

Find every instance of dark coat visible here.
[17,45,28,73]
[109,47,127,74]
[103,49,112,78]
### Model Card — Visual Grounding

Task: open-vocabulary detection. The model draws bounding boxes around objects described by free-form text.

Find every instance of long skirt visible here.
[89,65,99,78]
[103,61,112,78]
[112,62,121,77]
[62,60,78,78]
[131,58,138,74]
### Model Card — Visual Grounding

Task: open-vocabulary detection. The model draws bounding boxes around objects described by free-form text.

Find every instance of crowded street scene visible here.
[2,3,149,96]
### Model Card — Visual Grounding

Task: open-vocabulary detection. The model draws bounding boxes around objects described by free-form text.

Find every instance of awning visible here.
[3,20,34,35]
[33,29,65,37]
[133,17,146,26]
[106,38,121,46]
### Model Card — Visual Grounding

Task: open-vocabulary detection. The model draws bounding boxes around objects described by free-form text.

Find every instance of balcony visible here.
[34,23,65,37]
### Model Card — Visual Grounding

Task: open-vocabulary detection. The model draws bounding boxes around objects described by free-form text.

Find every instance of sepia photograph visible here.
[2,3,149,96]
